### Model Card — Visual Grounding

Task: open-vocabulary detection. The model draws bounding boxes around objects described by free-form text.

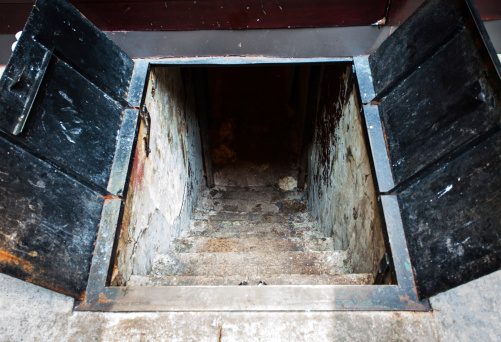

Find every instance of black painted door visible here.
[0,0,137,299]
[369,0,501,299]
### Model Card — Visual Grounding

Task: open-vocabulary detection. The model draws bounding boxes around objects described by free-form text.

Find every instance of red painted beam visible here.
[0,0,499,34]
[2,0,388,33]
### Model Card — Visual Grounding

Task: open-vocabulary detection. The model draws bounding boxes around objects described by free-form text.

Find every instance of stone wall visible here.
[307,64,385,274]
[112,67,204,284]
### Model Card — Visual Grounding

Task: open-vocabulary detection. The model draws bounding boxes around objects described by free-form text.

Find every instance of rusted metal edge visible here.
[353,56,395,193]
[80,198,121,306]
[147,56,353,65]
[107,108,138,196]
[361,105,395,193]
[75,283,429,311]
[380,195,427,310]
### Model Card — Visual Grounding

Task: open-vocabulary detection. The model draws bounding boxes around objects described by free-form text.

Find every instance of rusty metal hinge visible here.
[139,104,151,157]
[374,253,394,285]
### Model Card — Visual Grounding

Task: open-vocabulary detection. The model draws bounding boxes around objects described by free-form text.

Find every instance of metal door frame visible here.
[75,56,429,312]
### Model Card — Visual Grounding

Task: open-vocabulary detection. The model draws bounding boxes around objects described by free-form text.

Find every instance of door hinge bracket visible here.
[139,104,151,157]
[374,253,395,285]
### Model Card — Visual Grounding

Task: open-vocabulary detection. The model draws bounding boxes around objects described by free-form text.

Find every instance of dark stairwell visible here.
[112,64,387,287]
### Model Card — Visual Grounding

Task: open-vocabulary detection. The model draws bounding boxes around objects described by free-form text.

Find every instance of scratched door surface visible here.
[369,0,501,299]
[0,0,135,299]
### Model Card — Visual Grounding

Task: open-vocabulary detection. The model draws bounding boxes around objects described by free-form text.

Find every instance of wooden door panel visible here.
[369,0,501,298]
[0,0,136,298]
[18,56,125,191]
[398,131,501,298]
[0,136,104,299]
[378,28,500,186]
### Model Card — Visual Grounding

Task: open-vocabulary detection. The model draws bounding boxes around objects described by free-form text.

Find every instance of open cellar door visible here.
[368,0,501,299]
[0,0,146,299]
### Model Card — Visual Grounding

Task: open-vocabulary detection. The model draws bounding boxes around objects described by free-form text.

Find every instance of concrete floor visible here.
[0,270,500,341]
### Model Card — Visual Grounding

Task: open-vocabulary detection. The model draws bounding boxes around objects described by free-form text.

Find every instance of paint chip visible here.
[437,184,453,198]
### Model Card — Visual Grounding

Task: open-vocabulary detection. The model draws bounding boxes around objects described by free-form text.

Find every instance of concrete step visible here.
[211,198,281,214]
[194,209,287,223]
[171,236,336,253]
[194,209,313,223]
[187,220,323,239]
[211,198,307,215]
[128,273,373,286]
[190,229,325,239]
[150,251,349,277]
[211,187,306,202]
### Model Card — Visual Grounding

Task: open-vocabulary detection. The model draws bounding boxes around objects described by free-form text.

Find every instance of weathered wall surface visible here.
[112,67,204,284]
[307,64,385,274]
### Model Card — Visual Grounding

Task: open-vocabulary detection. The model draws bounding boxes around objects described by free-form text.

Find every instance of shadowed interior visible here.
[111,64,386,286]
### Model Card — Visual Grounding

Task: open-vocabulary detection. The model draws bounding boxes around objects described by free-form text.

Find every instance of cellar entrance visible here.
[1,0,497,311]
[110,62,387,287]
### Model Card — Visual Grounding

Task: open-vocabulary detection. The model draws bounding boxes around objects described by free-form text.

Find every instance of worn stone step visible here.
[195,187,306,214]
[194,209,312,223]
[210,198,308,215]
[187,220,322,239]
[194,209,288,223]
[128,273,373,286]
[211,187,306,202]
[191,229,325,240]
[150,251,349,277]
[171,236,336,253]
[211,198,281,214]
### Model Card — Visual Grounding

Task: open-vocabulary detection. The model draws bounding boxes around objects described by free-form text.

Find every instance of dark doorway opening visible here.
[206,65,307,188]
[111,63,387,287]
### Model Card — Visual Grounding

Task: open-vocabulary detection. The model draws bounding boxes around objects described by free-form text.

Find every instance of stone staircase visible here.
[128,187,374,286]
